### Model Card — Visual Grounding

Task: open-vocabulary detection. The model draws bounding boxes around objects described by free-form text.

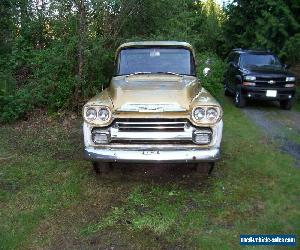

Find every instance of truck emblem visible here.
[268,80,275,84]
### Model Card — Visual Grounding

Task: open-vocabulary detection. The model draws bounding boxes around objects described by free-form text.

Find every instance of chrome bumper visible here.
[84,146,220,163]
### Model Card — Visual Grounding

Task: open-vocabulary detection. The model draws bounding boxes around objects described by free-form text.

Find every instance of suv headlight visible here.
[192,106,221,124]
[286,77,295,82]
[84,106,112,123]
[244,75,256,81]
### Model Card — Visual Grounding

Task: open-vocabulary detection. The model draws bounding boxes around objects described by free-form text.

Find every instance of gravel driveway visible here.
[242,100,300,167]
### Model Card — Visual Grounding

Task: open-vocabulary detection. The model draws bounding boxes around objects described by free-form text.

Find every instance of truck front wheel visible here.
[92,162,111,174]
[195,162,215,175]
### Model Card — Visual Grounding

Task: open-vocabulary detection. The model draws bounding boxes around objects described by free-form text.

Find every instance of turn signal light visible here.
[243,82,256,86]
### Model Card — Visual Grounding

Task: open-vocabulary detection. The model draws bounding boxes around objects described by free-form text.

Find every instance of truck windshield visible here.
[116,47,196,76]
[240,54,282,67]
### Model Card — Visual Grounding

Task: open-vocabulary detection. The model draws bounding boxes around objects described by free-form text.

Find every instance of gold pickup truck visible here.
[83,41,223,174]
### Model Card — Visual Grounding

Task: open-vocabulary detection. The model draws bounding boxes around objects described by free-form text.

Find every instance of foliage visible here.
[197,52,226,101]
[223,0,300,61]
[280,33,300,64]
[0,0,299,122]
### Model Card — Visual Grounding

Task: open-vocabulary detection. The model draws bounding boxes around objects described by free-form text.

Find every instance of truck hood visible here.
[108,75,200,112]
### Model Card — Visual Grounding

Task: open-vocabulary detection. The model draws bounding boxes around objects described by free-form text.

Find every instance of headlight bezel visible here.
[83,105,112,124]
[191,106,222,125]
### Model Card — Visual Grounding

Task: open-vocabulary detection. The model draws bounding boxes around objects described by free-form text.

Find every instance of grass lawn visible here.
[0,99,299,249]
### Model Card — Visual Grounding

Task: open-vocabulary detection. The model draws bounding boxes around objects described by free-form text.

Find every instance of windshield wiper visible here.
[155,72,181,76]
[128,72,152,76]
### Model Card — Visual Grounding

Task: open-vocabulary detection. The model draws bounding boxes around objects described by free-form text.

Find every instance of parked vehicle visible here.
[83,41,223,174]
[224,49,296,109]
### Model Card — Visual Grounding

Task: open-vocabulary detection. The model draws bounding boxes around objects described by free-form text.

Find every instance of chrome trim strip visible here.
[118,103,186,112]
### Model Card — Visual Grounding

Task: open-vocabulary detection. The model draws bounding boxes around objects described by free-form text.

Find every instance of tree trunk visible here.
[74,0,86,107]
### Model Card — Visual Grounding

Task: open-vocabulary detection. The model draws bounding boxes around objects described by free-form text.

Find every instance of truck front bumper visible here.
[241,86,296,101]
[84,146,220,163]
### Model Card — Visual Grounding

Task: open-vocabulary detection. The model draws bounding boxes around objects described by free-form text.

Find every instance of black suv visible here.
[224,49,296,109]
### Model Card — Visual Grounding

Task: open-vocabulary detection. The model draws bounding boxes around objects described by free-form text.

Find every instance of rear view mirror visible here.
[229,62,236,68]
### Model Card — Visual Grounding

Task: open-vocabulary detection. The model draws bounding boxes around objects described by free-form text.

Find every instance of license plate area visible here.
[142,150,160,156]
[266,90,277,97]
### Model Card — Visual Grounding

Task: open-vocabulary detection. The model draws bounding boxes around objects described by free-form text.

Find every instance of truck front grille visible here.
[92,119,212,145]
[116,119,187,132]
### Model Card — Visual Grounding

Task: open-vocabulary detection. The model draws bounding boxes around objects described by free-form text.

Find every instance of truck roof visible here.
[116,41,195,57]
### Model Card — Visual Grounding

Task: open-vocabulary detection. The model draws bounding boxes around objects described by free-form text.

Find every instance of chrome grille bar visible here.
[116,121,187,132]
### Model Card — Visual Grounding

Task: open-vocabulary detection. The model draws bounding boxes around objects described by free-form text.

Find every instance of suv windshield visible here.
[116,47,195,76]
[240,53,282,67]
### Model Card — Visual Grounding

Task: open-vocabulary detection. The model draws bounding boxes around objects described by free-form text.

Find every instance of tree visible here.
[223,0,299,60]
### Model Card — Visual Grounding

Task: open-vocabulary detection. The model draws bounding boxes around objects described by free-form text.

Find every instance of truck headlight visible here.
[84,106,112,123]
[193,107,205,121]
[192,106,221,124]
[98,107,110,121]
[206,108,219,122]
[86,108,97,121]
[286,77,295,82]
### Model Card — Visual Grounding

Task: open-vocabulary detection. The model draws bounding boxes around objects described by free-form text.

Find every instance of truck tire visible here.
[224,83,232,96]
[92,162,111,174]
[196,162,215,175]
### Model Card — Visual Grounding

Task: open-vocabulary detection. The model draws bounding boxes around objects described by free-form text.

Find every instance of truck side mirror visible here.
[203,67,211,77]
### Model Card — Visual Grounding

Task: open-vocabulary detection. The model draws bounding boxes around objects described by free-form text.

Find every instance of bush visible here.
[0,88,33,123]
[280,33,300,64]
[196,52,226,101]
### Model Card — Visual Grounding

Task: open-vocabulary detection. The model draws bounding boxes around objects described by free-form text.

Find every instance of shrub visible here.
[196,52,226,101]
[280,33,300,64]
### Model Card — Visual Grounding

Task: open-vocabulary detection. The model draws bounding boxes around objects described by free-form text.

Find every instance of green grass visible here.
[0,100,299,249]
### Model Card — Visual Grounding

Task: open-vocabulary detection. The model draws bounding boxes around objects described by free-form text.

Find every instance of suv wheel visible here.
[224,83,232,96]
[234,89,246,108]
[92,162,111,174]
[280,99,293,110]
